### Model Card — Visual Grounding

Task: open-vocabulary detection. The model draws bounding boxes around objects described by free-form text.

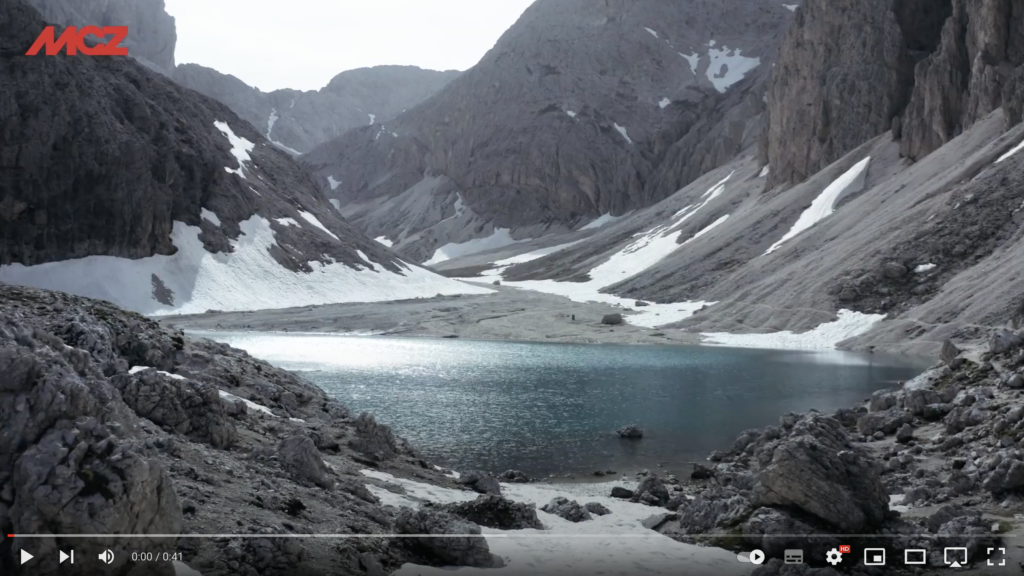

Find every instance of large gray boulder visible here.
[857,408,912,436]
[394,508,496,567]
[349,412,407,461]
[633,475,670,506]
[439,495,543,530]
[455,471,502,496]
[277,435,334,489]
[990,329,1023,355]
[752,414,889,532]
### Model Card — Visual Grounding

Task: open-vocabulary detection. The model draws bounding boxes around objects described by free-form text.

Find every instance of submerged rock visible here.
[617,425,644,438]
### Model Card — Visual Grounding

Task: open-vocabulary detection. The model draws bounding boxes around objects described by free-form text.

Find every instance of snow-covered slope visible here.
[0,3,488,315]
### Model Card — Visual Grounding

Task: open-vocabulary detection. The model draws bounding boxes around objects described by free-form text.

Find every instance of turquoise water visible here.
[193,332,930,478]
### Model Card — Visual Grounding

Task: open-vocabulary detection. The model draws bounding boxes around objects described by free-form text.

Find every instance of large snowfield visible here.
[0,215,491,316]
[361,470,752,576]
[701,309,886,350]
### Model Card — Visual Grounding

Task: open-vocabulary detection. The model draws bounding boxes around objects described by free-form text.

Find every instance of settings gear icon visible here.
[825,548,843,566]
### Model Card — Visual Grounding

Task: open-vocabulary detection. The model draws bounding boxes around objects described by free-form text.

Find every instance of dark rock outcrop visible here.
[540,497,592,523]
[438,495,544,530]
[394,508,496,567]
[277,434,334,489]
[455,471,502,496]
[617,424,644,438]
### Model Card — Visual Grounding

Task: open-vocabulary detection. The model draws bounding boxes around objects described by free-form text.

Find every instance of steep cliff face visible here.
[0,0,488,315]
[306,0,791,263]
[26,0,177,73]
[766,0,1024,187]
[174,64,461,155]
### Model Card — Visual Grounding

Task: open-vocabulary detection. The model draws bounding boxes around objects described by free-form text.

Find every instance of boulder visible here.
[610,487,634,499]
[617,425,644,439]
[349,412,403,461]
[982,457,1024,494]
[120,368,238,449]
[665,495,689,512]
[633,475,670,506]
[856,408,911,436]
[868,390,898,412]
[896,423,914,444]
[455,471,502,495]
[277,435,334,489]
[1006,374,1024,389]
[883,262,908,279]
[940,339,961,365]
[439,495,543,530]
[691,463,715,480]
[498,470,529,483]
[635,301,650,307]
[584,502,611,516]
[991,329,1023,355]
[394,508,496,567]
[677,488,753,533]
[923,403,953,421]
[903,389,941,417]
[752,414,889,532]
[601,313,624,325]
[540,497,592,522]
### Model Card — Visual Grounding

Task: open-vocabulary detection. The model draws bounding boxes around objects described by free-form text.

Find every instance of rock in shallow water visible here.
[617,424,644,438]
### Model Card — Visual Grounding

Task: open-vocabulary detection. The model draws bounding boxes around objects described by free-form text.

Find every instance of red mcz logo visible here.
[26,26,128,56]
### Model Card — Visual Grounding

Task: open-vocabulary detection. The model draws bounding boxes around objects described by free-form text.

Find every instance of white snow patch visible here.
[368,113,376,125]
[503,173,733,327]
[475,240,587,279]
[706,46,761,92]
[889,494,909,512]
[200,209,221,227]
[680,52,700,75]
[658,97,671,109]
[275,217,299,227]
[764,157,870,255]
[375,236,394,248]
[613,123,632,144]
[914,263,937,273]
[783,4,798,11]
[0,216,491,315]
[644,27,659,38]
[356,250,373,265]
[580,213,630,231]
[759,165,770,178]
[708,40,717,47]
[701,309,885,350]
[328,199,341,212]
[424,229,526,266]
[327,175,341,190]
[298,211,339,241]
[289,99,295,109]
[128,366,187,380]
[361,470,749,576]
[214,121,254,179]
[566,110,577,118]
[218,390,275,416]
[997,138,1024,163]
[266,109,279,138]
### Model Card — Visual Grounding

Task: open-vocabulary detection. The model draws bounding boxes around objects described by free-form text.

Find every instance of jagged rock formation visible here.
[25,0,177,74]
[436,495,544,530]
[174,64,461,155]
[766,0,1024,188]
[0,282,475,575]
[0,0,484,315]
[305,0,792,263]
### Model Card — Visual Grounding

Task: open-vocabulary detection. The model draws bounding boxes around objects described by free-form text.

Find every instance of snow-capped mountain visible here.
[423,0,1024,354]
[303,0,794,264]
[0,0,489,315]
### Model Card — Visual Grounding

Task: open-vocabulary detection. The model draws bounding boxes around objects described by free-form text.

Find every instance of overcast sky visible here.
[164,0,535,92]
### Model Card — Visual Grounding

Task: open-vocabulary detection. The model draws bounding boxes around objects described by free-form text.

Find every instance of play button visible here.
[749,549,766,565]
[21,550,34,565]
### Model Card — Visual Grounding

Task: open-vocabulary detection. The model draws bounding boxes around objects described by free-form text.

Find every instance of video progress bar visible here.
[8,533,1020,538]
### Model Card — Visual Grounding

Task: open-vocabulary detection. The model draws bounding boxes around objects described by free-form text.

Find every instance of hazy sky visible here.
[164,0,535,92]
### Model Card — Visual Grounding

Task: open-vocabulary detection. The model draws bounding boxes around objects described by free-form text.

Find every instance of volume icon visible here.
[98,549,114,564]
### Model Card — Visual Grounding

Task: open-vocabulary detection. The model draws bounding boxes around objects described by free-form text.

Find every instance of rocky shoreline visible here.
[5,281,1024,576]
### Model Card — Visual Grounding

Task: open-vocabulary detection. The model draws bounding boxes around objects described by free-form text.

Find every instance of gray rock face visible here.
[394,508,495,567]
[174,64,460,155]
[26,0,177,73]
[349,412,409,461]
[306,0,792,262]
[439,495,544,530]
[119,368,238,449]
[752,414,889,532]
[540,497,592,522]
[1,0,418,315]
[277,434,334,489]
